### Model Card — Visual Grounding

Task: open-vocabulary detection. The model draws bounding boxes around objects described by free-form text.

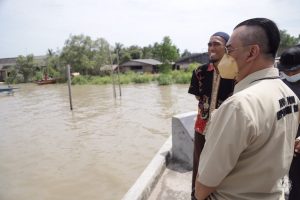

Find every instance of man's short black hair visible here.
[234,18,280,58]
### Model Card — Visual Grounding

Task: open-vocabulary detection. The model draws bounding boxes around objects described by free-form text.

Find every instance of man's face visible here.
[208,36,226,64]
[225,26,250,81]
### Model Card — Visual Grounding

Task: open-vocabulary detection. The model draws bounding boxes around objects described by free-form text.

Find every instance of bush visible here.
[90,76,112,84]
[71,75,89,85]
[5,70,23,84]
[159,64,172,74]
[187,63,200,72]
[119,74,132,84]
[34,71,43,81]
[132,74,152,83]
[173,72,191,84]
[157,74,172,85]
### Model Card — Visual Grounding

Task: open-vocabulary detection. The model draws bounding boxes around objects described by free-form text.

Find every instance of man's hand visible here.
[195,179,216,200]
[294,137,300,155]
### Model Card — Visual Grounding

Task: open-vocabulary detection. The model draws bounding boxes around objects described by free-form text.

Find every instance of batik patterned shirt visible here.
[188,63,235,133]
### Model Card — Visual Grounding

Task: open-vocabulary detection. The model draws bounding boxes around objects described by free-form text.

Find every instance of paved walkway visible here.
[148,160,290,200]
[148,160,192,200]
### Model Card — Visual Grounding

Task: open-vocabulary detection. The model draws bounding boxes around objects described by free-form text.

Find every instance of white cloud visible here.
[0,0,299,57]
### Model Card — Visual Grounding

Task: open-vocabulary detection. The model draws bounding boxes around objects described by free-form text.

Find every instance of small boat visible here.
[36,73,56,85]
[0,86,18,94]
[36,79,56,85]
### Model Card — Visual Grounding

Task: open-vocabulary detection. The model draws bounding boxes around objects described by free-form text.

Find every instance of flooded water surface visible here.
[0,83,195,200]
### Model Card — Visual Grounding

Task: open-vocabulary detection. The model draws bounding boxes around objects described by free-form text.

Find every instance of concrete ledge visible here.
[172,111,197,170]
[121,136,172,200]
[122,111,197,200]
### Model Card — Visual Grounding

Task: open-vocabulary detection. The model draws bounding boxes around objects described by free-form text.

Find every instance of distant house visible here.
[99,64,119,75]
[0,55,47,82]
[0,57,17,82]
[173,53,209,70]
[119,59,162,73]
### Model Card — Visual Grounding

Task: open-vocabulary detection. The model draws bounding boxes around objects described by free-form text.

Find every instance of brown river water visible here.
[0,83,196,200]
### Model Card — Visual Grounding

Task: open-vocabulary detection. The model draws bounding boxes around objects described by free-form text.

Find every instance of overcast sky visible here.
[0,0,299,58]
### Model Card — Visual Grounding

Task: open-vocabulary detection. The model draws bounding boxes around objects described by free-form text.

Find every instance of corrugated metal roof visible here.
[0,55,47,69]
[175,53,209,64]
[0,57,17,65]
[100,65,118,71]
[121,59,162,66]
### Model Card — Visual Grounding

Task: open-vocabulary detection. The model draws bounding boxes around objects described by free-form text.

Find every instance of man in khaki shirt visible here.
[195,18,300,200]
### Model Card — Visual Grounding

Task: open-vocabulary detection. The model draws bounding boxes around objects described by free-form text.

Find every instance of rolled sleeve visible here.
[197,100,254,187]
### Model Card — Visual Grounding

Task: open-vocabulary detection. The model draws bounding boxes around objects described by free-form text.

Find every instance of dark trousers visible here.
[191,131,206,199]
[289,155,300,200]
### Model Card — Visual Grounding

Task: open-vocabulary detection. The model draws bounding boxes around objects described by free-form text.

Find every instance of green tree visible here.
[46,49,61,78]
[153,36,180,64]
[16,54,36,82]
[114,42,124,64]
[278,30,300,55]
[60,34,95,75]
[127,45,143,59]
[120,52,131,64]
[94,38,111,74]
[142,45,153,59]
[152,42,161,61]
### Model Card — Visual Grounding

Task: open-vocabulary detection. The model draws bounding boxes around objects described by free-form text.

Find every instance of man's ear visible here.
[246,45,260,62]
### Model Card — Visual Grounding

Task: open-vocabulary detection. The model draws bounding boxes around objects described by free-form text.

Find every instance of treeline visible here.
[6,30,300,84]
[7,35,188,84]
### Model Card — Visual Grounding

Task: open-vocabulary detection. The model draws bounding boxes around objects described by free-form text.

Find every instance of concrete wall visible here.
[121,136,172,200]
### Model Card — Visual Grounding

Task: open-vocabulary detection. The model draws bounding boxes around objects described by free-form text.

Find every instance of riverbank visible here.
[71,70,192,85]
[3,62,199,85]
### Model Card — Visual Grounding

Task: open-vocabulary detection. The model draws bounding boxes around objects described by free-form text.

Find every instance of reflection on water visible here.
[0,83,196,200]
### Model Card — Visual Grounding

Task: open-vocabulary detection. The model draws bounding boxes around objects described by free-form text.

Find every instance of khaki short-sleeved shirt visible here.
[198,67,300,200]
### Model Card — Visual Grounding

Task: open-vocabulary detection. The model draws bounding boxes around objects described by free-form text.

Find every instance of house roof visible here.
[0,55,47,70]
[175,53,209,64]
[120,59,162,66]
[0,57,17,65]
[100,65,118,71]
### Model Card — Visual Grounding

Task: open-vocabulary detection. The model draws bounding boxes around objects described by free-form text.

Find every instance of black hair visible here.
[234,18,280,58]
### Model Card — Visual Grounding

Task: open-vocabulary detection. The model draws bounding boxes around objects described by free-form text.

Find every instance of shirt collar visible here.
[234,67,279,94]
[207,63,215,71]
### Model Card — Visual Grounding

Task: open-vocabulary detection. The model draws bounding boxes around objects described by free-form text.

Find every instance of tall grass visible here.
[91,76,112,84]
[132,73,153,83]
[71,69,193,86]
[71,75,89,85]
[171,71,192,84]
[157,74,172,85]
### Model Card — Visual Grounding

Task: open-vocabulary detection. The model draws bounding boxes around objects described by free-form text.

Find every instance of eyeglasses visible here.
[225,44,256,55]
[225,46,242,54]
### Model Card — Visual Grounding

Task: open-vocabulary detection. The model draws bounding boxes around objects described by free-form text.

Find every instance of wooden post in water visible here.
[116,50,122,97]
[109,51,117,98]
[67,64,73,110]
